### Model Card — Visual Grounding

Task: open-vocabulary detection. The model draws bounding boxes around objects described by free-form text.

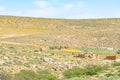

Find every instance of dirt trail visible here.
[0,33,38,46]
[0,33,32,39]
[0,41,37,46]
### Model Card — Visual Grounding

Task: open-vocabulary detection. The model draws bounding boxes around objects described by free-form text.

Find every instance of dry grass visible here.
[0,16,120,80]
[0,16,120,48]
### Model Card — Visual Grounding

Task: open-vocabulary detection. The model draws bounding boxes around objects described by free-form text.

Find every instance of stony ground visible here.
[0,45,120,80]
[0,16,120,80]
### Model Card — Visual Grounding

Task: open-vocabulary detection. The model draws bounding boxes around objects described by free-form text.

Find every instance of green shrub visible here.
[34,50,39,52]
[50,52,55,55]
[113,62,120,66]
[37,70,58,80]
[14,70,58,80]
[63,68,85,78]
[9,46,14,49]
[14,70,37,80]
[49,47,54,50]
[105,73,114,77]
[64,76,89,80]
[85,65,107,75]
[116,50,120,54]
[117,73,120,77]
[63,65,108,79]
[46,74,58,80]
[0,73,10,80]
[85,69,98,75]
[118,69,120,72]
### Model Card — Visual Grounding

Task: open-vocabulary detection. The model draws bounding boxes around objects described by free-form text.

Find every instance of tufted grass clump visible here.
[105,73,114,77]
[85,64,108,75]
[7,70,58,80]
[116,50,120,54]
[63,65,108,79]
[63,68,85,78]
[112,62,120,66]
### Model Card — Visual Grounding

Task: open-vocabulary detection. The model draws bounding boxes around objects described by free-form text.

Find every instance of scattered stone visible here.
[58,74,64,79]
[117,50,120,54]
[104,56,116,60]
[40,47,46,52]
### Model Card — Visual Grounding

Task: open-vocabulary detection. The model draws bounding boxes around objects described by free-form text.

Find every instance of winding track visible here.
[0,33,37,47]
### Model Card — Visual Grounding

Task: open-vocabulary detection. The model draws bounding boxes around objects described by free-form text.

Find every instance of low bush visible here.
[116,50,120,54]
[50,52,55,55]
[34,50,39,52]
[0,73,10,80]
[49,47,54,50]
[37,70,58,80]
[63,65,108,79]
[112,62,120,66]
[14,70,37,80]
[63,68,85,78]
[13,70,58,80]
[85,65,107,75]
[117,73,120,77]
[105,73,114,77]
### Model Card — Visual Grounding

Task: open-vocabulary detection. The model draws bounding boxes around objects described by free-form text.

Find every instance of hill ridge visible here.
[0,15,120,49]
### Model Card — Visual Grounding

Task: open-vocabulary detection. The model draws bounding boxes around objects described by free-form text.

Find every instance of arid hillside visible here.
[0,16,120,49]
[0,16,120,80]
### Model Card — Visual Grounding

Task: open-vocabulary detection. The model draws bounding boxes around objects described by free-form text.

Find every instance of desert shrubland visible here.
[0,16,120,80]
